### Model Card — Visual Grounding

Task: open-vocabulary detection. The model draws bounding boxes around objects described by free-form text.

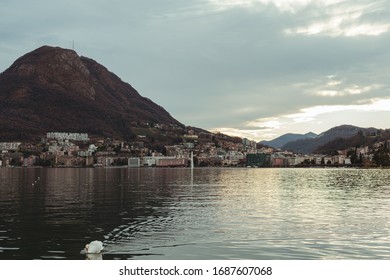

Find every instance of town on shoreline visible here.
[1,131,389,168]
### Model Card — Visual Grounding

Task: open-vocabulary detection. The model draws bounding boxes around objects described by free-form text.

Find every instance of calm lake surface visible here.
[0,167,389,260]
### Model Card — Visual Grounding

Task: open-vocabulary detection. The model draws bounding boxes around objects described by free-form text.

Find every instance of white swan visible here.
[84,240,104,254]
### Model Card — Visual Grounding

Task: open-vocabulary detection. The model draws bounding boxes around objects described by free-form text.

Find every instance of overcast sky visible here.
[1,0,390,141]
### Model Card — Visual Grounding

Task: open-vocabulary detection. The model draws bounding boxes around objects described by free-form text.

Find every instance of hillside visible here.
[281,125,378,154]
[314,128,390,154]
[0,46,183,141]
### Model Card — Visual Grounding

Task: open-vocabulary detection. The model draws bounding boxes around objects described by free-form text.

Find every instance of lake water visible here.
[0,167,389,260]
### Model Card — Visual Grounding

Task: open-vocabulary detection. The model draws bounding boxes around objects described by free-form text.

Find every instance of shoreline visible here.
[1,165,388,169]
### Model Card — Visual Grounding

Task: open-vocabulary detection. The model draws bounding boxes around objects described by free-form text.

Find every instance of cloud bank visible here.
[1,0,389,140]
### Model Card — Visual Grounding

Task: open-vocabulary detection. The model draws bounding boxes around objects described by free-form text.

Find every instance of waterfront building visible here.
[272,157,288,167]
[156,157,186,167]
[104,157,114,166]
[314,157,322,165]
[324,156,334,165]
[288,157,304,166]
[246,153,271,167]
[332,155,346,165]
[96,156,114,166]
[140,155,187,167]
[142,156,156,167]
[128,157,141,167]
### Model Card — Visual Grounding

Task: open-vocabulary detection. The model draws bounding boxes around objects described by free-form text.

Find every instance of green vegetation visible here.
[373,146,390,166]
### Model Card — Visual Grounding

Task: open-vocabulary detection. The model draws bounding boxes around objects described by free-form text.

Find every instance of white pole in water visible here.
[190,151,194,186]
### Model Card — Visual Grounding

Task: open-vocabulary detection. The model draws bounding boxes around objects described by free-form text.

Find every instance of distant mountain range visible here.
[260,132,317,149]
[263,125,386,154]
[0,46,182,141]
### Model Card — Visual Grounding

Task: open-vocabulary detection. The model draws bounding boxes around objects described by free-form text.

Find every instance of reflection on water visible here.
[85,253,103,260]
[0,168,389,260]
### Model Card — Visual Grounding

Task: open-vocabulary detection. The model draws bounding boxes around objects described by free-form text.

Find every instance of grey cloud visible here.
[1,0,390,137]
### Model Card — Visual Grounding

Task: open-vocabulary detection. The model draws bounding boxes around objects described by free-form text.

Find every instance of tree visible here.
[10,158,22,166]
[373,147,390,166]
[35,158,54,167]
[347,149,359,164]
[113,145,121,154]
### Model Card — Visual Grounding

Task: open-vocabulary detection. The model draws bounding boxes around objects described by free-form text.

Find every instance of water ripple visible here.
[1,168,390,259]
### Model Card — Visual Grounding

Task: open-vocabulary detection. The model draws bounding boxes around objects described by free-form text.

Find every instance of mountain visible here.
[314,128,389,154]
[260,132,317,149]
[0,46,183,141]
[281,125,378,154]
